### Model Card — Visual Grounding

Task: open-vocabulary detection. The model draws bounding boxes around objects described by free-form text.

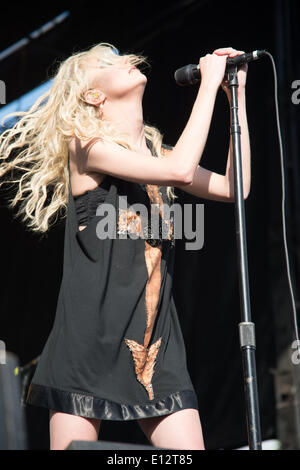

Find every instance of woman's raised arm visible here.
[72,53,228,187]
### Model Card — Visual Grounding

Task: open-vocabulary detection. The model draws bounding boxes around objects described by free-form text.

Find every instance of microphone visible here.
[174,50,267,86]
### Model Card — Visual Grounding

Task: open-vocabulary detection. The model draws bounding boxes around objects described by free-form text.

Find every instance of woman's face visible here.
[86,54,147,101]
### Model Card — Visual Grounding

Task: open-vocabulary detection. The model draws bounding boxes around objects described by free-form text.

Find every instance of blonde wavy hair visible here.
[0,42,177,234]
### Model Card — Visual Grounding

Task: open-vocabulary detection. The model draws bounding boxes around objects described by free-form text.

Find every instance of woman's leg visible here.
[137,408,205,450]
[49,410,101,450]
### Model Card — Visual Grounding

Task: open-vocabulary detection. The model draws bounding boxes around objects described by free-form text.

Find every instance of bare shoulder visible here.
[68,136,103,168]
[68,136,106,197]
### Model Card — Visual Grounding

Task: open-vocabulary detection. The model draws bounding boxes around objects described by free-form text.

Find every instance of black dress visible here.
[26,140,199,420]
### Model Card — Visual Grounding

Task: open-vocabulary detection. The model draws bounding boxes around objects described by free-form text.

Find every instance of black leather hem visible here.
[26,383,199,421]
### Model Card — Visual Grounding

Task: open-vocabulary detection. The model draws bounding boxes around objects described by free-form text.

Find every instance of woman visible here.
[0,43,250,450]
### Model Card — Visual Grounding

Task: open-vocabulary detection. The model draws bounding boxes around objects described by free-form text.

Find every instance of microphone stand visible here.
[226,65,262,450]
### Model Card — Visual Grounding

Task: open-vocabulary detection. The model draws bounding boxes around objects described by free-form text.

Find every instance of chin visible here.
[138,72,147,82]
[135,74,148,89]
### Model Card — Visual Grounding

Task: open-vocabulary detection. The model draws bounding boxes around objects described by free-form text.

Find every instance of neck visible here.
[102,95,148,152]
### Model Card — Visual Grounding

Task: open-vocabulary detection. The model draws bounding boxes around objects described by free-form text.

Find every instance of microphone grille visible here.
[174,66,189,86]
[174,64,199,86]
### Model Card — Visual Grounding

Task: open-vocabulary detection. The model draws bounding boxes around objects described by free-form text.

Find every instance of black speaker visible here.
[66,440,168,450]
[0,351,28,449]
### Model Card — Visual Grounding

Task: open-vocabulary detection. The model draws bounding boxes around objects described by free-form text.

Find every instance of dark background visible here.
[0,0,299,450]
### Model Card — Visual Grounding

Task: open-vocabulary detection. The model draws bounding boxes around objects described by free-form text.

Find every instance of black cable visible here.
[265,51,300,360]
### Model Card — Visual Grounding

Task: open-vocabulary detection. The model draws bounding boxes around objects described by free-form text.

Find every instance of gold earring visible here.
[92,91,100,99]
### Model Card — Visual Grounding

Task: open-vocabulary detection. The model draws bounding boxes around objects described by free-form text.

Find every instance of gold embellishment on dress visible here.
[144,184,174,244]
[124,337,162,400]
[117,209,143,236]
[125,239,163,400]
[159,146,175,244]
[146,185,164,218]
[123,167,176,397]
[144,241,162,347]
[116,179,174,244]
[124,179,176,398]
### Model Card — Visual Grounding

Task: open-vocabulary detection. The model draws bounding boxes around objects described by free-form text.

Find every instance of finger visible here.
[213,47,235,55]
[228,50,245,57]
[214,48,245,57]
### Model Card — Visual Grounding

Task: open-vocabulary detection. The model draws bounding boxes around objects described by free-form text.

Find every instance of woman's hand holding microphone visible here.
[199,47,248,99]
